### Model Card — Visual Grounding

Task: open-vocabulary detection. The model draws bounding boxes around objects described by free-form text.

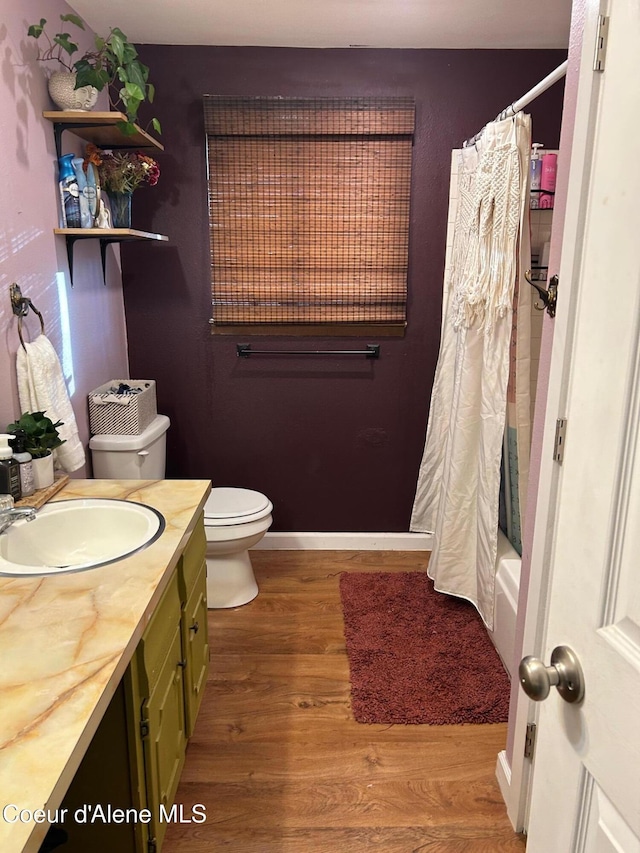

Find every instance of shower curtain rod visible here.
[463,59,568,148]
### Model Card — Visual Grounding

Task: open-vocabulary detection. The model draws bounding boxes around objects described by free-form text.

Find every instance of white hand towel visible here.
[16,335,86,473]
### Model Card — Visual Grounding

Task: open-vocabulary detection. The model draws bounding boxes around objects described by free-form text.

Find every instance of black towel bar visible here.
[236,343,380,359]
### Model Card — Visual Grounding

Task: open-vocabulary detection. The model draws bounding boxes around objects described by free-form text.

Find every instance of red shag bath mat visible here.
[339,572,510,725]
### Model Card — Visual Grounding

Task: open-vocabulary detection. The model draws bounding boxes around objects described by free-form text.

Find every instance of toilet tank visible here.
[89,414,170,479]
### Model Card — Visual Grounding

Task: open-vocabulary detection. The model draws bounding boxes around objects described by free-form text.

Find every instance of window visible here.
[204,96,415,336]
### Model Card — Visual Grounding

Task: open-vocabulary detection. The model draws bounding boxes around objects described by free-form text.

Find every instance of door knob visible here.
[518,645,585,704]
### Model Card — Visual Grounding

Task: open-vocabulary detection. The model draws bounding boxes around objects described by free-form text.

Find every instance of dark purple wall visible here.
[121,47,565,532]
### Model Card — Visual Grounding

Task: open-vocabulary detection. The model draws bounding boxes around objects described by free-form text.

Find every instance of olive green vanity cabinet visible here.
[59,516,208,853]
[178,521,208,736]
[128,570,188,852]
[128,516,208,850]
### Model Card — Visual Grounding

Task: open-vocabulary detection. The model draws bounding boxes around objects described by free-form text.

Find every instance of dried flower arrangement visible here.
[85,144,160,195]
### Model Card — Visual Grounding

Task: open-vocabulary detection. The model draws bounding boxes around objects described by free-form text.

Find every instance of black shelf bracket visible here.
[53,122,65,160]
[52,121,101,160]
[51,119,140,160]
[58,230,167,285]
[64,235,122,286]
[98,237,124,284]
[64,235,79,286]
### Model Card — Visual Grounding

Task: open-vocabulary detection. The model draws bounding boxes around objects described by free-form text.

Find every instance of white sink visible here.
[0,498,165,576]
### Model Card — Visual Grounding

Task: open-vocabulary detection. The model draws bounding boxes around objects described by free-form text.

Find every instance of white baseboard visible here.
[496,750,512,814]
[255,531,433,551]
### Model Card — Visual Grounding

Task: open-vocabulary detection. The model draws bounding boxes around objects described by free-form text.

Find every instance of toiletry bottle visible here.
[0,494,14,511]
[530,143,543,209]
[9,430,35,497]
[540,152,557,209]
[58,153,82,228]
[85,160,99,225]
[72,157,91,228]
[0,434,22,501]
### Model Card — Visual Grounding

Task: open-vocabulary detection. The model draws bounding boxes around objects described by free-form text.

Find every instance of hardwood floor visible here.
[163,551,526,852]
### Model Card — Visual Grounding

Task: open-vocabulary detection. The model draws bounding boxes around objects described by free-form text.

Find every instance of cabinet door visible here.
[141,624,187,852]
[139,572,183,696]
[177,515,206,602]
[57,680,142,853]
[182,560,209,736]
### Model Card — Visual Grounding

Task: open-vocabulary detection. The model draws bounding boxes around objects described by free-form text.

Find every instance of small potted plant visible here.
[6,412,65,490]
[27,13,160,136]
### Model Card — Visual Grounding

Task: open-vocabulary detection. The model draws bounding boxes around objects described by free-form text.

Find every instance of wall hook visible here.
[525,270,558,318]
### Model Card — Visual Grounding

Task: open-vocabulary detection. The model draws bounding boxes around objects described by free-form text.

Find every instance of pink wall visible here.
[0,0,130,476]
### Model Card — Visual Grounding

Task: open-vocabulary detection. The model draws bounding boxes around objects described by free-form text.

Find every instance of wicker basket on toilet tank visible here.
[88,380,157,435]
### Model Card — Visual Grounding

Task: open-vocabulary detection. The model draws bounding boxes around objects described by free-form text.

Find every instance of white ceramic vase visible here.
[31,454,54,490]
[48,71,98,112]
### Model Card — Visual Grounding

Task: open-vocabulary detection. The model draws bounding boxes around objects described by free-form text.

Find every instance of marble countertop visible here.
[0,479,211,853]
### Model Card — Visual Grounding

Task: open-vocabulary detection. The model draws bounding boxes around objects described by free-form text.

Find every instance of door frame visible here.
[502,0,606,832]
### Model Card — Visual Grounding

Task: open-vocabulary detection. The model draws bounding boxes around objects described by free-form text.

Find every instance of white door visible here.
[524,0,640,849]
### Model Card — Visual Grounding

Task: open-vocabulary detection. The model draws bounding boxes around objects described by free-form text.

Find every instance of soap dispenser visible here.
[0,433,21,501]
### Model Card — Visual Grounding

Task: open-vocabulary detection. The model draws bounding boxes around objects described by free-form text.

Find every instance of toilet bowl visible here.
[203,487,273,609]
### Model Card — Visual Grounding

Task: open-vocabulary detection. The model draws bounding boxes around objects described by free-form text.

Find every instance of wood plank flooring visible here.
[162,551,526,852]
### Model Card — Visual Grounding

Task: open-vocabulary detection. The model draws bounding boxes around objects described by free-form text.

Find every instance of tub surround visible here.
[0,478,211,853]
[489,529,522,679]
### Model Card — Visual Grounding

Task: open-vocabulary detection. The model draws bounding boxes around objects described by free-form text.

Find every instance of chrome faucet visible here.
[0,507,38,534]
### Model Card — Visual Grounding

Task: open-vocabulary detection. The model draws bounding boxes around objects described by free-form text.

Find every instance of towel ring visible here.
[10,283,45,350]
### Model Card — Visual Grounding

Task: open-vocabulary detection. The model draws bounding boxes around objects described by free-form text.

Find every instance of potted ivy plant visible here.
[6,412,65,490]
[27,13,160,136]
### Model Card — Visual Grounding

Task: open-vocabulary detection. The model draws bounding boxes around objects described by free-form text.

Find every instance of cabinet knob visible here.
[189,621,199,634]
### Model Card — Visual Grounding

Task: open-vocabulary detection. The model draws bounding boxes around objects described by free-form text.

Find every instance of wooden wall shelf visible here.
[54,228,168,285]
[54,227,168,241]
[43,111,164,157]
[44,113,167,284]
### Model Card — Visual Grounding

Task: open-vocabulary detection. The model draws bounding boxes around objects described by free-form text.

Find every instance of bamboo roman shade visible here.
[203,96,415,334]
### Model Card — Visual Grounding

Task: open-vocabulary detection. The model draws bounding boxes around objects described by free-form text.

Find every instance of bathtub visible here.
[488,529,522,679]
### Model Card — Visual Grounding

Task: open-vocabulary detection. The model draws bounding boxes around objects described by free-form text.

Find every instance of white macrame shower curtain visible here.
[410,113,532,630]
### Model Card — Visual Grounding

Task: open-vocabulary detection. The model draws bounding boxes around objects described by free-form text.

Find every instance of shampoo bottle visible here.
[58,153,82,228]
[530,143,543,209]
[9,430,35,498]
[0,434,21,501]
[540,152,557,209]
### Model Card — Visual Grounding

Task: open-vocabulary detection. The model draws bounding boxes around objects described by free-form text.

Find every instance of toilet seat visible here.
[204,487,272,526]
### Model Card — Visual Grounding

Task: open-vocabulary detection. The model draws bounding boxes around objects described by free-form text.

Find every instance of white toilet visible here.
[203,487,273,609]
[89,417,273,610]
